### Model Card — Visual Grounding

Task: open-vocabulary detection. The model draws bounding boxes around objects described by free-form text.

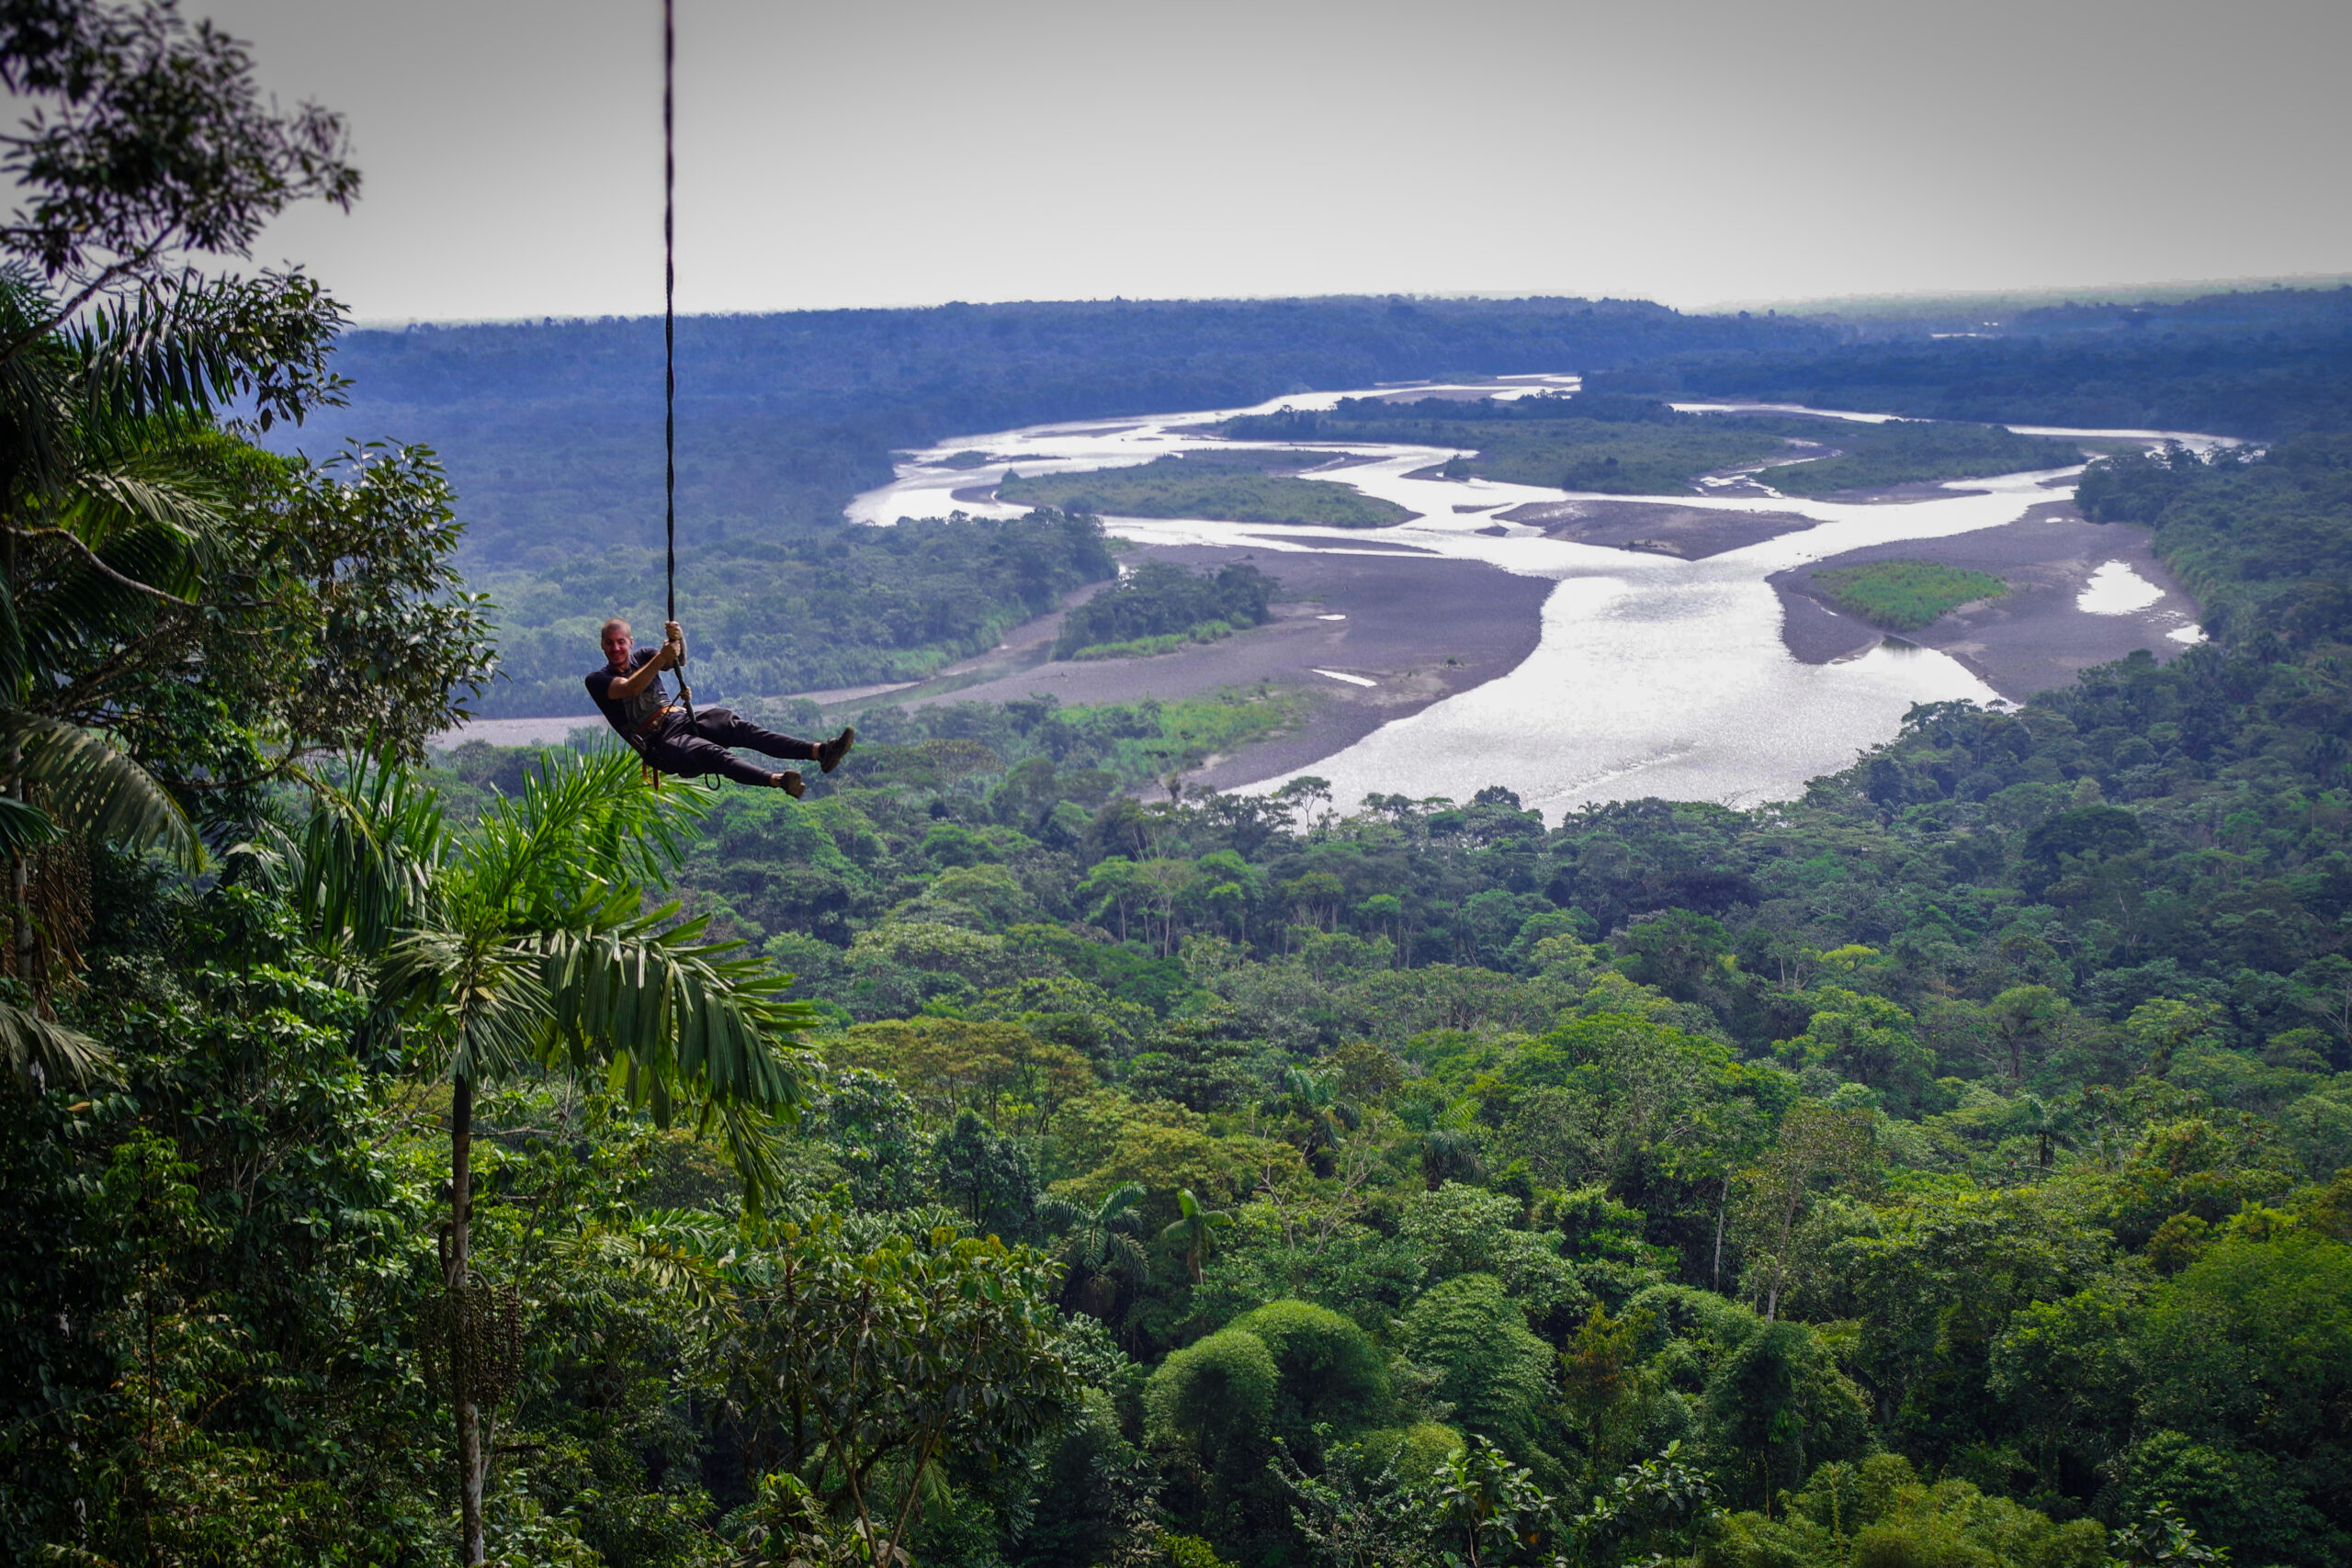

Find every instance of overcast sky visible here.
[198,0,2351,323]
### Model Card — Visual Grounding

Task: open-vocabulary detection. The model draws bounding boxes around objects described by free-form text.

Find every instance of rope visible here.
[662,0,692,722]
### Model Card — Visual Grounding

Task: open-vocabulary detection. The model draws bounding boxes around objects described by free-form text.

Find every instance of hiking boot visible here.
[773,770,806,798]
[815,727,856,773]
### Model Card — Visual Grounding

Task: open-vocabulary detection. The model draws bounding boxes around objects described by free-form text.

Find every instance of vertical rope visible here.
[663,0,691,719]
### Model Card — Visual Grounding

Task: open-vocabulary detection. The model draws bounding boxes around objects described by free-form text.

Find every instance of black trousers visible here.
[639,708,816,786]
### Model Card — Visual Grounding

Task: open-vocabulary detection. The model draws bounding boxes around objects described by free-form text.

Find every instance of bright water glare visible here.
[2077,560,2168,615]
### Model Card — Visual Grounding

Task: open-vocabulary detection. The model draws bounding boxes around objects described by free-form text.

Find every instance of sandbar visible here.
[1498,499,1817,559]
[1771,502,2201,700]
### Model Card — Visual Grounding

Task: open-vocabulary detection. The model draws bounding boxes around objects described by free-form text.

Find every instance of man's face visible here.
[601,624,633,670]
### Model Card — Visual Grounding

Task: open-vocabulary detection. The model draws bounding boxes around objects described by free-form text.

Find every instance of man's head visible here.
[600,618,633,670]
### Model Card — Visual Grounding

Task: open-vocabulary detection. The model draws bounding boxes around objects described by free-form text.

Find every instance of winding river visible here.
[847,380,2219,819]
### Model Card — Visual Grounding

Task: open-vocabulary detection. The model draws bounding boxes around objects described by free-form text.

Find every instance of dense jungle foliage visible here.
[1051,563,1280,661]
[7,6,2352,1567]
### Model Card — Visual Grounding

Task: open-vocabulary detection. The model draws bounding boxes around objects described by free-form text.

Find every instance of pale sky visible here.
[195,0,2352,323]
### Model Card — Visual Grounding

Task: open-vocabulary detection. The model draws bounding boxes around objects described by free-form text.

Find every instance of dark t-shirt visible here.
[584,648,674,742]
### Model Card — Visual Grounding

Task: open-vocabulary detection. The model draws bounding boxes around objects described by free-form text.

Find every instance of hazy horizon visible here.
[330,271,2352,333]
[202,0,2352,325]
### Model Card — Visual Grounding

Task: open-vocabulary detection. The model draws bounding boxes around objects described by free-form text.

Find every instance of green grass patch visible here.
[1811,560,2008,629]
[999,454,1411,527]
[1068,619,1240,660]
[1098,684,1313,785]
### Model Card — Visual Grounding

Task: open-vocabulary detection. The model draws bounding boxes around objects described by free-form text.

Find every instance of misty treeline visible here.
[1591,288,2352,438]
[6,3,2352,1566]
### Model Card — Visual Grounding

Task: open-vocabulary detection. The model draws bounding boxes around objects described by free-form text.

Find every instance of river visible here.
[846,380,2216,819]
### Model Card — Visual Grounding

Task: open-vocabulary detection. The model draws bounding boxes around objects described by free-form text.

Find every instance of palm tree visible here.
[1417,1094,1487,1190]
[0,270,335,1081]
[1261,1064,1361,1174]
[258,749,812,1565]
[1044,1180,1148,1319]
[2016,1093,2075,1168]
[1159,1188,1234,1285]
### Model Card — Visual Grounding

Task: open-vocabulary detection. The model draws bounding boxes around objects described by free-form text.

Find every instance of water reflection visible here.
[2077,560,2166,615]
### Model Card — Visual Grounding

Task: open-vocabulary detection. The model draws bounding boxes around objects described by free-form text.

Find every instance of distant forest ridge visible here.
[1724,275,2352,328]
[1594,287,2352,437]
[304,298,1835,568]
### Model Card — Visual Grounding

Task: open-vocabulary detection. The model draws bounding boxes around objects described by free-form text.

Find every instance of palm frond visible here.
[379,926,552,1085]
[454,749,696,919]
[706,1097,797,1216]
[6,715,197,869]
[0,997,107,1090]
[528,902,813,1118]
[1096,1180,1147,1226]
[68,269,350,433]
[6,409,228,644]
[0,272,70,491]
[280,755,445,952]
[1160,1188,1235,1242]
[50,460,226,568]
[16,514,203,679]
[71,277,246,423]
[0,794,55,858]
[288,750,808,1205]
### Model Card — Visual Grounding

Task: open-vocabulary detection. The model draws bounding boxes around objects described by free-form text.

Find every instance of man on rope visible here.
[587,617,853,795]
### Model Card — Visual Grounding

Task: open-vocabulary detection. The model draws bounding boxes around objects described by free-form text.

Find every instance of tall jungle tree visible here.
[266,751,812,1564]
[0,0,491,1077]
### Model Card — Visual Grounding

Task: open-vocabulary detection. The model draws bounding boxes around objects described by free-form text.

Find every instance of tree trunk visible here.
[1711,1173,1730,1292]
[449,1073,485,1566]
[1765,1182,1794,1323]
[6,531,23,991]
[8,773,27,987]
